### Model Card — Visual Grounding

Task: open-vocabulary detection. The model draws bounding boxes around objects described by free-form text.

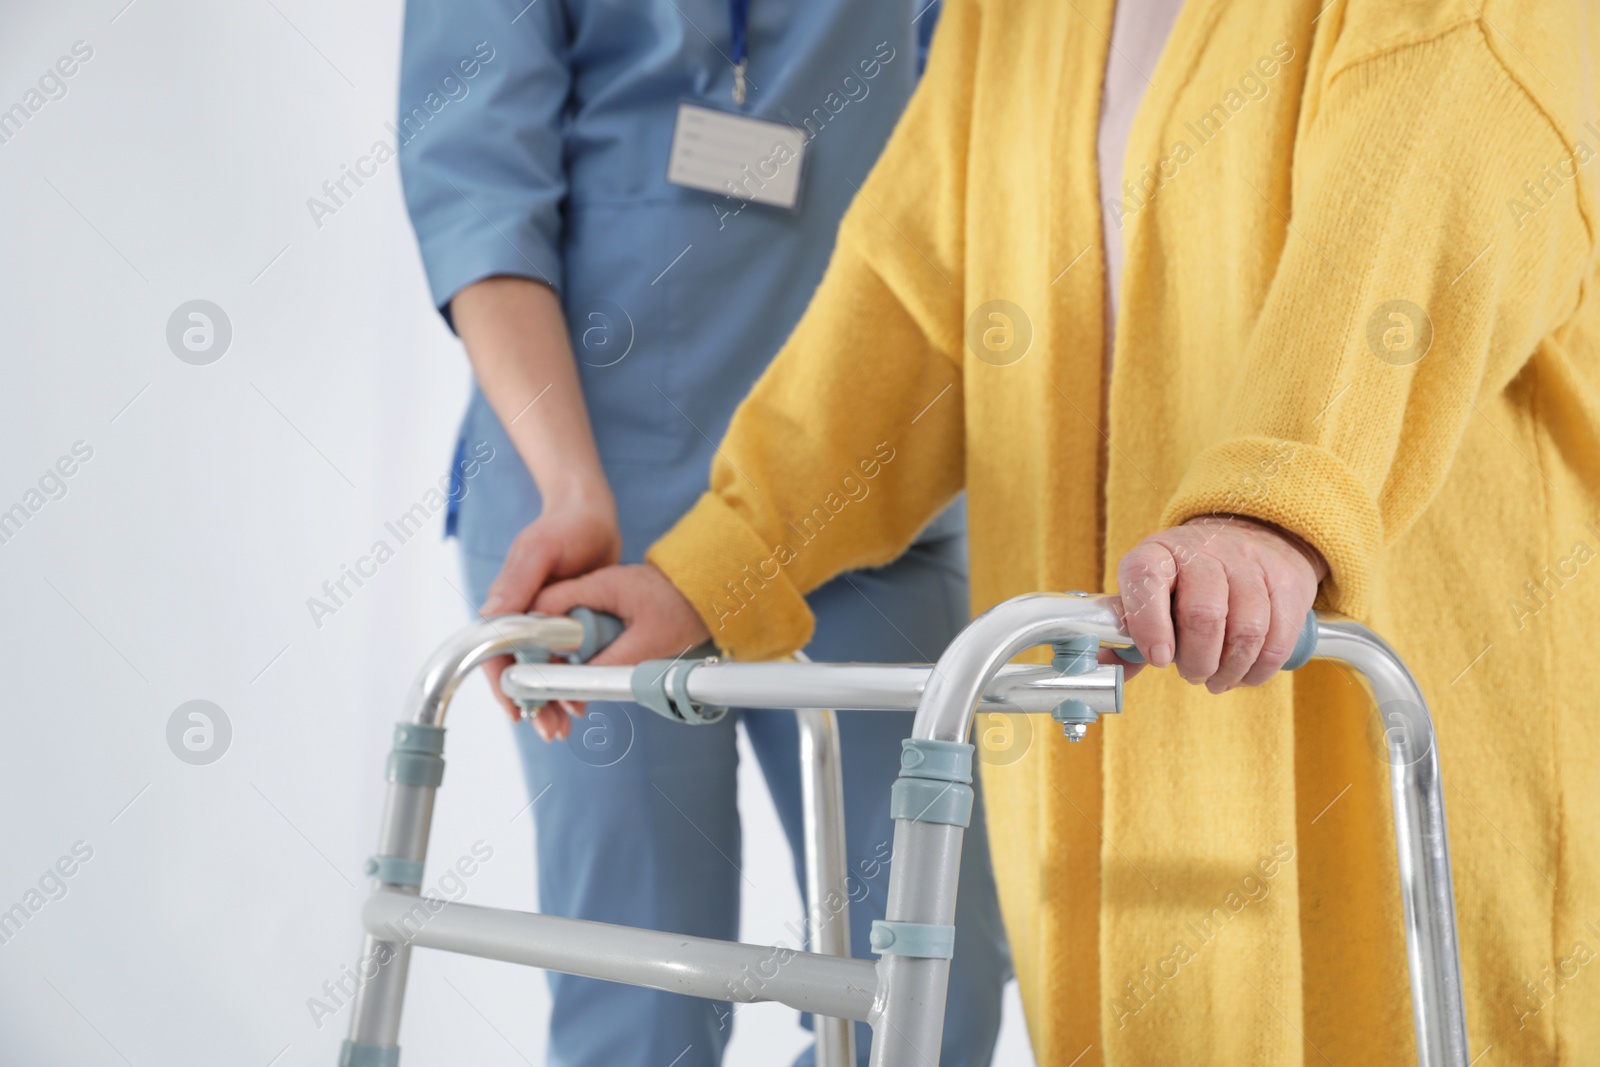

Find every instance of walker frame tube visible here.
[362,889,879,1020]
[500,661,1121,714]
[796,698,858,1066]
[341,594,1468,1067]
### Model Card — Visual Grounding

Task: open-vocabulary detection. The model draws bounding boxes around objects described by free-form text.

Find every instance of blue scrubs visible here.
[400,2,1008,1064]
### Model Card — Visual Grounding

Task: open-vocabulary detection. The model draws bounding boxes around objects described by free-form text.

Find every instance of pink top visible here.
[1098,0,1186,341]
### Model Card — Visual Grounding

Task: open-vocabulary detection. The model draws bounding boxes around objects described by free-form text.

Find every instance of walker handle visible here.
[1111,608,1318,670]
[568,607,625,663]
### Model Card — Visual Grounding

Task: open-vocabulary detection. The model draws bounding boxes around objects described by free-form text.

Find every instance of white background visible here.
[0,2,1033,1064]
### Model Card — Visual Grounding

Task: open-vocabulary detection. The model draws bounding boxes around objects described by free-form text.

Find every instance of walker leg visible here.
[341,729,446,1065]
[341,932,413,1066]
[867,739,974,1067]
[797,707,856,1067]
[1318,626,1470,1066]
[334,614,625,1065]
[1377,692,1470,1065]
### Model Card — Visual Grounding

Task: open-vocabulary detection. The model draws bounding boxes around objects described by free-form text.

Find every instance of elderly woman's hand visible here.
[1115,515,1328,692]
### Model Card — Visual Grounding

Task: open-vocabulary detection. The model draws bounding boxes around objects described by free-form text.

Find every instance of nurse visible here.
[397,3,1009,1066]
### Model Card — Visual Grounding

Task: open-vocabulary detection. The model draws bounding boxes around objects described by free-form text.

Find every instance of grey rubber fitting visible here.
[630,656,729,725]
[898,738,974,784]
[364,855,424,887]
[339,1040,400,1067]
[869,919,956,959]
[386,722,446,787]
[890,777,975,827]
[569,607,625,663]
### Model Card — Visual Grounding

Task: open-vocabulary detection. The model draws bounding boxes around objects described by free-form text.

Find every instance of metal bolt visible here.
[1062,723,1087,742]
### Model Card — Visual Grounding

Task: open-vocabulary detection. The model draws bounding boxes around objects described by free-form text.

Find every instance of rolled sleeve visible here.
[1160,28,1590,619]
[647,493,817,660]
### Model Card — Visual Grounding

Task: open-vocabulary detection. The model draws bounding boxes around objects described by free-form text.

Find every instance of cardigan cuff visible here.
[647,492,816,661]
[1159,436,1384,620]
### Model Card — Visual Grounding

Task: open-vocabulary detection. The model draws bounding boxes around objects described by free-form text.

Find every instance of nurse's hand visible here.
[478,491,621,737]
[1115,515,1327,693]
[533,563,712,670]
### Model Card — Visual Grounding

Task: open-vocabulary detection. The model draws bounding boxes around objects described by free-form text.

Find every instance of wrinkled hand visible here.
[1115,515,1328,692]
[534,563,712,670]
[478,495,621,736]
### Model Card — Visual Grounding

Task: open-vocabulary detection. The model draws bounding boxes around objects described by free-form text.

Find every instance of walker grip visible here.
[1112,608,1318,671]
[568,607,625,662]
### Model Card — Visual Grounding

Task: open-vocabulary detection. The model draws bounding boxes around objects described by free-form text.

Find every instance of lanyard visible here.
[729,0,750,105]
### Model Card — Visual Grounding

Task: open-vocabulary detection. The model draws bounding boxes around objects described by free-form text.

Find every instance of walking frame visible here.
[338,592,1471,1066]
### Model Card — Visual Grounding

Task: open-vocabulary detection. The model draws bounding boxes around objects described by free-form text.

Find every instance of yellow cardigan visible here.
[650,0,1600,1061]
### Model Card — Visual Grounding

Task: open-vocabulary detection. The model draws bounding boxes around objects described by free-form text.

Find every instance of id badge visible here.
[666,101,807,213]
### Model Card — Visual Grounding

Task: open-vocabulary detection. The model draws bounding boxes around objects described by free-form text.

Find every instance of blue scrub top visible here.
[399,0,961,563]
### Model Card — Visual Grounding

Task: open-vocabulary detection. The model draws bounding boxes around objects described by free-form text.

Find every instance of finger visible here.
[1239,579,1313,688]
[1171,555,1229,683]
[1208,570,1271,693]
[532,569,615,620]
[483,533,558,616]
[1117,541,1179,668]
[530,700,569,742]
[482,656,522,721]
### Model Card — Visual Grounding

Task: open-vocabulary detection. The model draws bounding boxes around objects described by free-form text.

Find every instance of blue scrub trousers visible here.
[461,538,1011,1067]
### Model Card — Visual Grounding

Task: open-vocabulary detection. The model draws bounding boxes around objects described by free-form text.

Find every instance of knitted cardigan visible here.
[651,0,1600,1060]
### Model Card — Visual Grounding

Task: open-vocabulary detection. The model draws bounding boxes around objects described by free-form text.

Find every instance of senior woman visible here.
[539,0,1600,1063]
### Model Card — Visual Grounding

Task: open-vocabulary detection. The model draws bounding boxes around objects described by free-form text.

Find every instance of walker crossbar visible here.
[340,592,1469,1067]
[362,889,878,1021]
[500,661,1121,715]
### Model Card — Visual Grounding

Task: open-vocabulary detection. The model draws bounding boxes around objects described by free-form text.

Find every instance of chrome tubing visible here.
[797,705,856,1067]
[363,891,880,1022]
[871,591,1467,1067]
[501,660,1121,716]
[403,614,588,727]
[344,615,590,1063]
[790,650,857,1067]
[907,592,1131,744]
[1315,621,1469,1067]
[342,779,436,1050]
